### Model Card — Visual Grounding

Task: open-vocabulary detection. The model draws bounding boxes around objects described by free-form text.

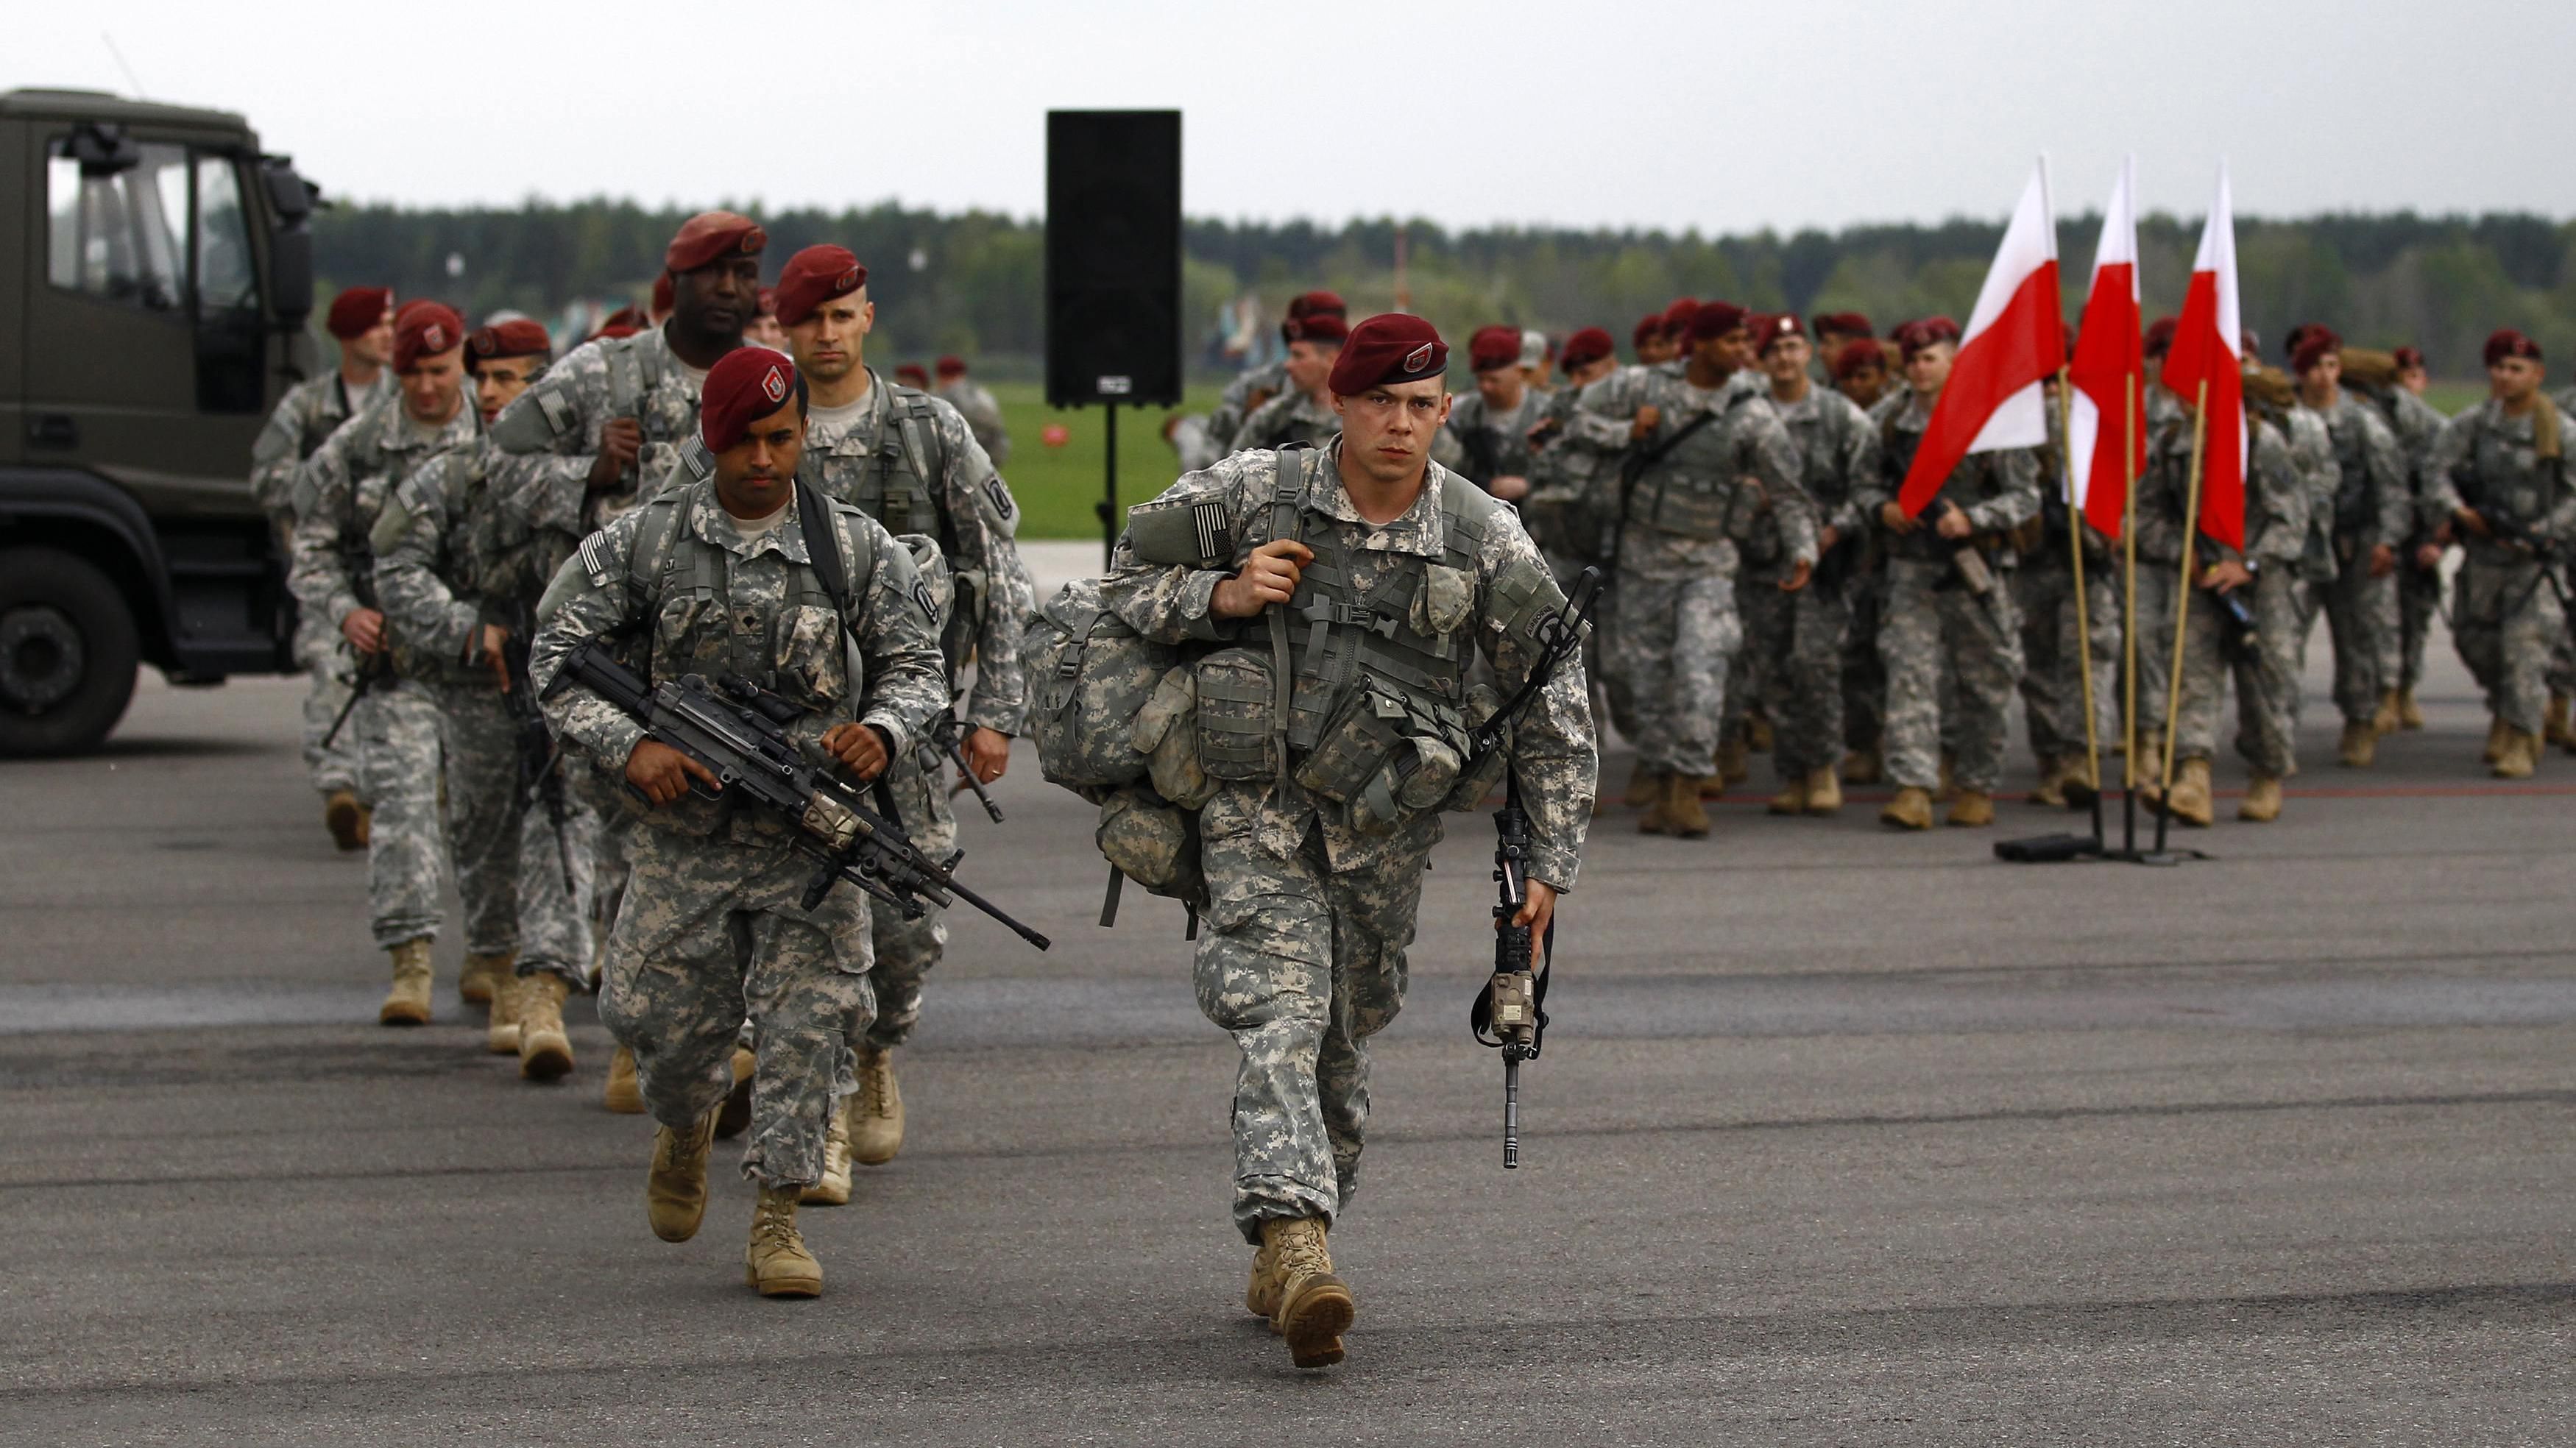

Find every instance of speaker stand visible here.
[1094,406,1120,572]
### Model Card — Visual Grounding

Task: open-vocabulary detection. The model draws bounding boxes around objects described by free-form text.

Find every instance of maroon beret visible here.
[1633,313,1666,350]
[1289,290,1347,320]
[467,319,551,365]
[1816,311,1873,339]
[1468,324,1523,373]
[1831,337,1886,380]
[701,349,799,451]
[2144,316,2179,358]
[1286,313,1348,346]
[1328,313,1448,395]
[1897,316,1961,359]
[773,245,868,327]
[650,272,675,317]
[2291,327,2342,375]
[665,210,766,275]
[1755,312,1804,356]
[2392,346,2425,371]
[895,363,931,390]
[2485,329,2543,366]
[392,301,465,373]
[592,306,648,341]
[325,286,393,341]
[935,355,966,379]
[1661,297,1702,338]
[1561,326,1616,370]
[1687,300,1749,343]
[754,286,778,319]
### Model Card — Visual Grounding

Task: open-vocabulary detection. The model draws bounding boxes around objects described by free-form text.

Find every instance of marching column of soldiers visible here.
[261,210,2570,1368]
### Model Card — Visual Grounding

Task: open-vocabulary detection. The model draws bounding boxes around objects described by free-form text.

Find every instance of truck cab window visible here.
[192,155,266,413]
[45,142,191,313]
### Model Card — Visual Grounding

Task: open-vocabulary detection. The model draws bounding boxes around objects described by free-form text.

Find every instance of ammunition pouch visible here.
[1095,787,1203,904]
[1191,647,1281,782]
[1022,578,1176,790]
[1293,672,1471,835]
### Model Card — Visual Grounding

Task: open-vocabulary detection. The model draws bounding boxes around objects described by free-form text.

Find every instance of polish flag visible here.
[1897,160,2064,517]
[2066,157,2145,537]
[2158,162,2246,549]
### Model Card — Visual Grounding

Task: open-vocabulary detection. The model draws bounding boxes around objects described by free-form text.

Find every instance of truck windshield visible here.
[47,142,190,311]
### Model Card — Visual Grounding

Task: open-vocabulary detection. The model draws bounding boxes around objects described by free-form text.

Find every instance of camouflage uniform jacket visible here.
[1575,366,1816,568]
[802,370,1030,734]
[1854,390,2042,567]
[2134,410,2307,569]
[2426,398,2576,547]
[288,397,480,648]
[1206,358,1290,452]
[1440,389,1544,491]
[1235,389,1341,452]
[1100,444,1598,890]
[936,377,1011,466]
[487,324,710,539]
[2304,393,2410,548]
[372,435,558,683]
[529,478,949,842]
[1766,384,1880,541]
[252,370,383,519]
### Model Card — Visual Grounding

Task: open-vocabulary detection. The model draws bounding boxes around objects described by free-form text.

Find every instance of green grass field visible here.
[987,381,1222,541]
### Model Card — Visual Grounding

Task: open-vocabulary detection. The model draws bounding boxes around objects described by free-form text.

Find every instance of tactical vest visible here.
[2457,404,2566,530]
[1877,411,2003,564]
[2321,405,2371,537]
[1639,388,1767,542]
[804,380,974,672]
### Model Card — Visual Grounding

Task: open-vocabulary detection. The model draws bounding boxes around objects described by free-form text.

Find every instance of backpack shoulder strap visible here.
[1264,447,1314,787]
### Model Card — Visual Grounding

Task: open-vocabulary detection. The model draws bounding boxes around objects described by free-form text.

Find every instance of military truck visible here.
[0,88,319,754]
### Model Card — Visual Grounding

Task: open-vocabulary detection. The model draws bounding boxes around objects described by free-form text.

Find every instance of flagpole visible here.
[2155,379,2211,853]
[2059,363,2103,845]
[2121,375,2140,854]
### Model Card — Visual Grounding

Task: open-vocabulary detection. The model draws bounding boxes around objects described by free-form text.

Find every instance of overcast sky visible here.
[14,0,2572,233]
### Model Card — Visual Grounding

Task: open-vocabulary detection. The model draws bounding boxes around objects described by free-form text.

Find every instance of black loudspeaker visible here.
[1046,110,1182,408]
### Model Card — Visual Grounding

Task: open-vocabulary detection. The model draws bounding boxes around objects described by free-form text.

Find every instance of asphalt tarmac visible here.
[3,581,2571,1446]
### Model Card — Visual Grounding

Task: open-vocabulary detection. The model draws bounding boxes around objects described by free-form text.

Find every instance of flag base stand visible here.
[1993,790,2210,866]
[1993,832,2101,864]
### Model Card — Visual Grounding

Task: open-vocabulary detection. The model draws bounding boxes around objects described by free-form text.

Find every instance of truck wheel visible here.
[0,547,141,756]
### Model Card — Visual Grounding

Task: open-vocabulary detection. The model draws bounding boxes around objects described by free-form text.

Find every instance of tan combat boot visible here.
[2133,733,2168,809]
[1636,774,1674,835]
[1933,751,1958,803]
[1804,766,1843,815]
[850,1045,905,1166]
[2492,728,2538,780]
[379,939,434,1026]
[457,951,509,1007]
[1621,762,1657,809]
[1880,786,1933,831]
[1945,790,1995,827]
[2063,755,2101,809]
[715,1046,758,1140]
[2372,689,2402,737]
[1766,777,1808,816]
[603,1045,645,1114]
[2547,694,2574,748]
[1716,738,1750,787]
[2483,716,2510,764]
[1842,745,1883,785]
[1262,1217,1355,1369]
[647,1106,718,1243]
[2398,688,2424,731]
[1245,1235,1284,1330]
[485,973,525,1055]
[1666,775,1712,838]
[744,1185,823,1298]
[518,973,574,1082]
[2028,755,2067,808]
[2168,758,2215,827]
[801,1099,855,1206]
[2238,774,2284,822]
[324,789,367,853]
[2338,720,2377,769]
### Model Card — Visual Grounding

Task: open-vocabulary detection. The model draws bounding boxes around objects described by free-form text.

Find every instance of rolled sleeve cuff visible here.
[1181,570,1239,642]
[860,711,912,761]
[1528,846,1580,894]
[573,715,646,775]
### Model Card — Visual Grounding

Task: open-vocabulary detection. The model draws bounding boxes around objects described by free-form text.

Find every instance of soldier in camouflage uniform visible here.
[1835,338,1900,780]
[771,246,1033,1196]
[531,349,947,1299]
[1441,325,1545,500]
[1857,319,2040,830]
[1235,313,1349,452]
[934,355,1011,466]
[373,319,599,1080]
[1100,315,1594,1370]
[288,303,485,1023]
[1205,291,1345,455]
[2130,396,2309,825]
[2425,332,2574,778]
[1523,327,1636,794]
[255,285,393,849]
[1570,302,1808,836]
[2287,331,2410,767]
[1752,313,1875,814]
[2338,345,2453,731]
[2012,376,2118,808]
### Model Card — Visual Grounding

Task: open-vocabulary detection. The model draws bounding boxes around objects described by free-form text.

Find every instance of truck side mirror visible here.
[259,156,317,324]
[61,122,141,177]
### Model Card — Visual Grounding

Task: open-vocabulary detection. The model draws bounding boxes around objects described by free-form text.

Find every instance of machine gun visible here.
[545,637,1050,951]
[1465,566,1600,1169]
[502,633,577,893]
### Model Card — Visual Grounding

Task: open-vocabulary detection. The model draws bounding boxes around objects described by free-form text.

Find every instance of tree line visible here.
[313,199,2576,380]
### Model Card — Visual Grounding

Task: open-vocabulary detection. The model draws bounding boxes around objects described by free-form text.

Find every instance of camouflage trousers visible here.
[436,684,604,987]
[1195,792,1421,1243]
[2134,564,2301,778]
[2451,545,2568,737]
[1612,533,1740,778]
[1584,583,1643,747]
[1878,558,2022,793]
[2397,558,2444,694]
[1843,567,1887,753]
[2314,545,2402,725]
[2011,553,2119,764]
[356,681,454,951]
[598,828,876,1188]
[860,750,958,1051]
[1741,569,1849,780]
[298,618,364,798]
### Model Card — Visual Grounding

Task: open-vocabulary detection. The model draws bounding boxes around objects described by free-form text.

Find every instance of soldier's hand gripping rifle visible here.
[320,644,393,749]
[924,706,1005,824]
[1466,565,1602,1170]
[502,632,578,893]
[545,636,1050,952]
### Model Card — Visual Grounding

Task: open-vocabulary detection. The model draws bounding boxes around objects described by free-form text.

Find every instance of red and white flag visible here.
[2066,156,2145,537]
[2158,162,2246,549]
[1897,159,2065,517]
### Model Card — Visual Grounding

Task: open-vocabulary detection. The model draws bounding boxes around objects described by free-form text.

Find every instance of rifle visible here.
[1467,565,1602,1169]
[546,636,1050,951]
[924,706,1005,824]
[322,645,392,748]
[502,633,578,893]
